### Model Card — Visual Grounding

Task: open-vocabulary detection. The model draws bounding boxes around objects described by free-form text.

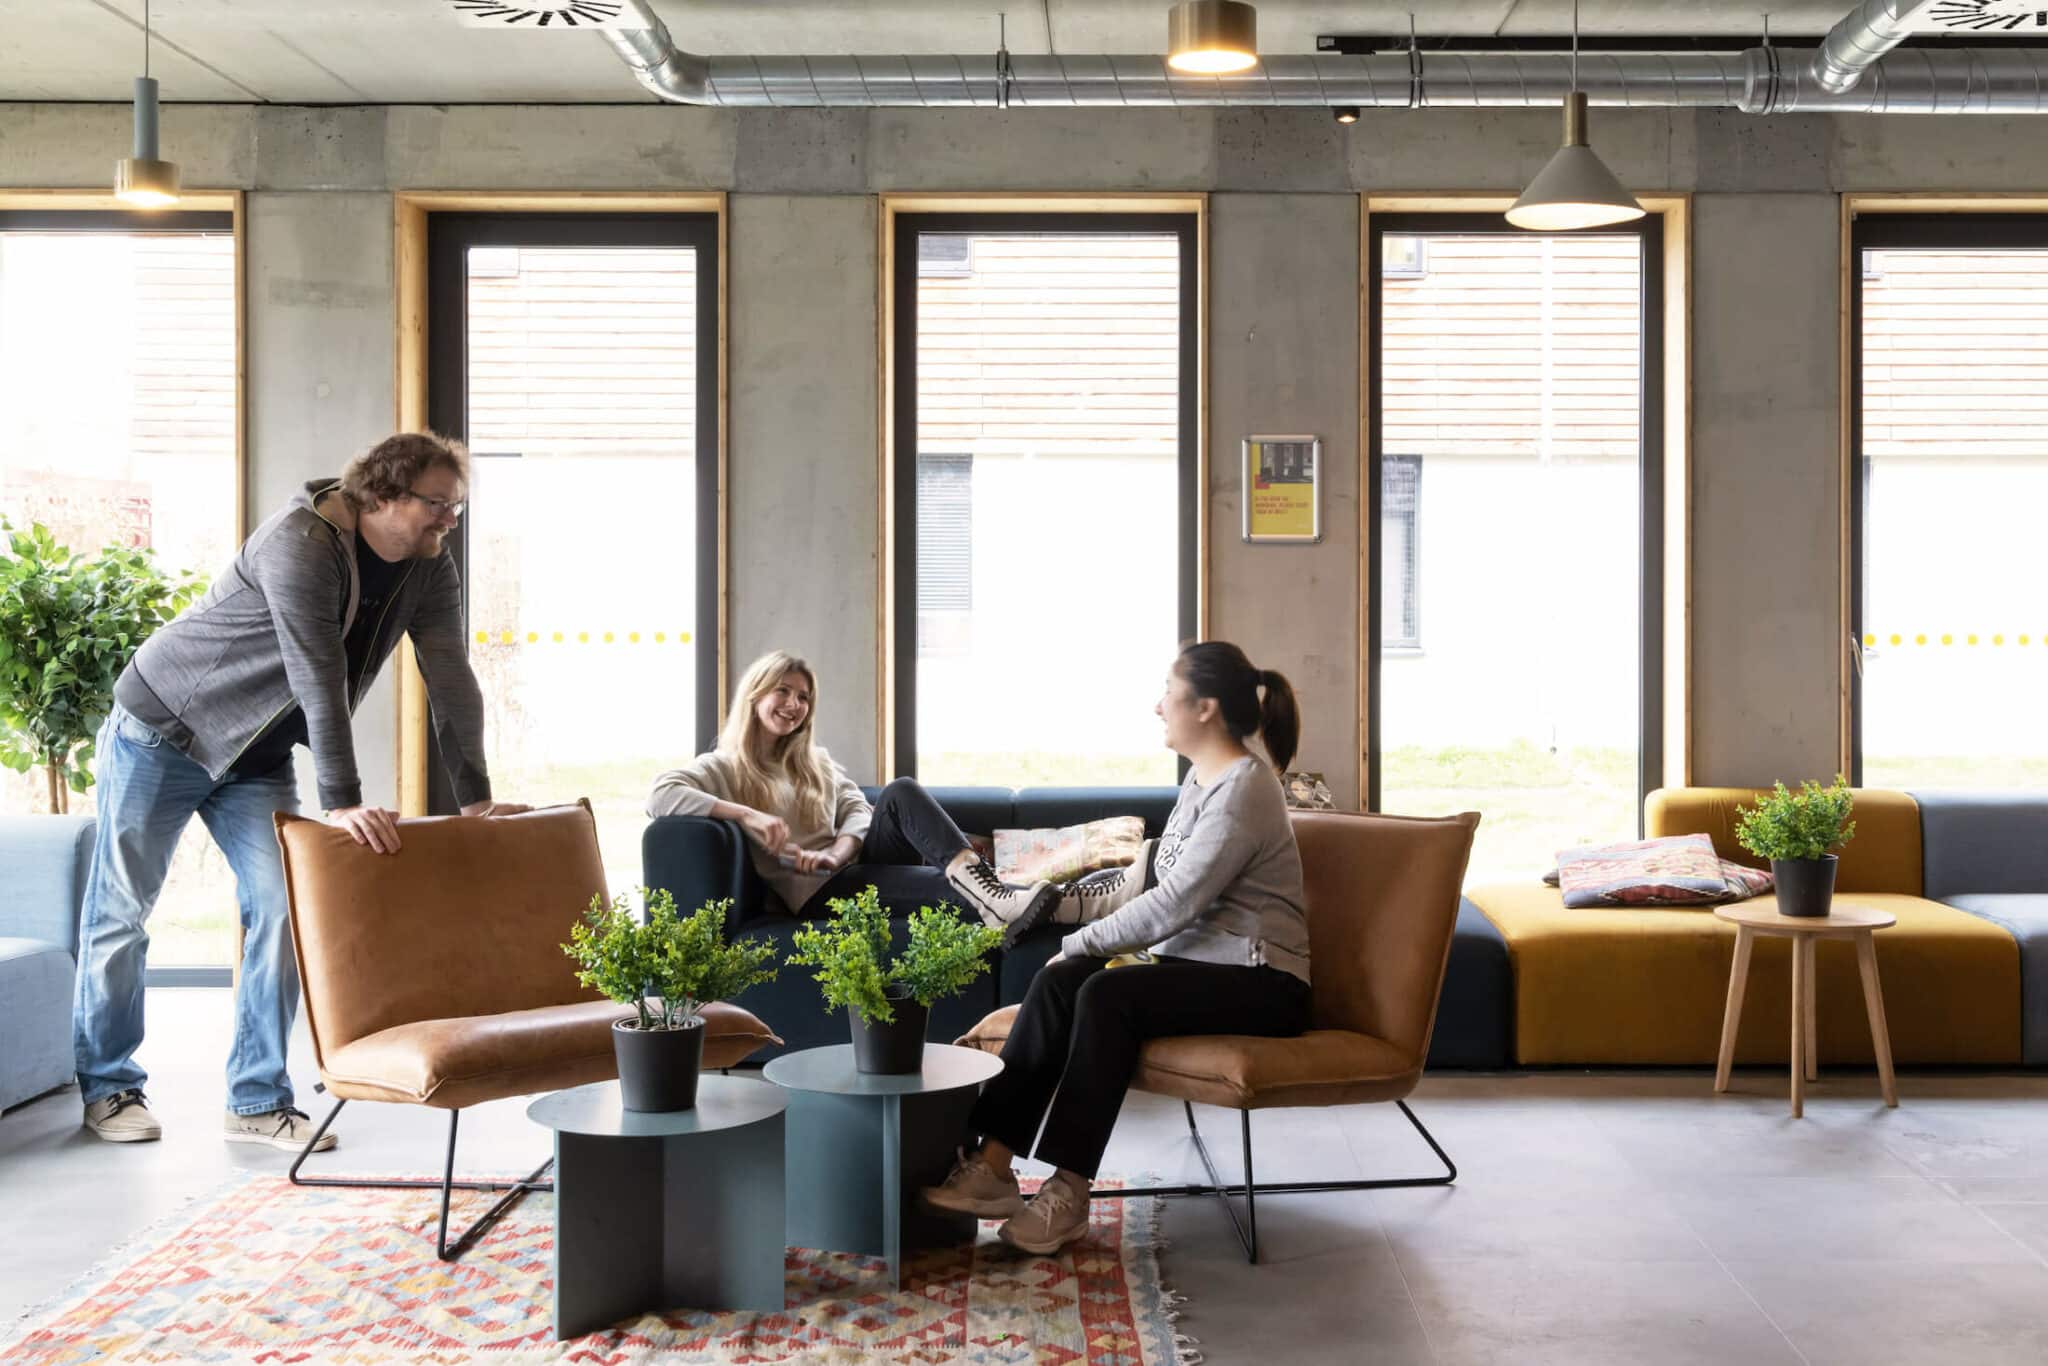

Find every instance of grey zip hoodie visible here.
[113,479,490,811]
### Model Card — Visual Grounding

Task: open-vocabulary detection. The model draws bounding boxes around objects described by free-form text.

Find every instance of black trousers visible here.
[798,777,974,917]
[969,954,1312,1179]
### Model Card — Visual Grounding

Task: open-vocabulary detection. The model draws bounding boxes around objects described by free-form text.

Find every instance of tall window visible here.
[428,214,719,889]
[0,210,239,970]
[1853,215,2048,788]
[1371,219,1663,886]
[892,214,1198,786]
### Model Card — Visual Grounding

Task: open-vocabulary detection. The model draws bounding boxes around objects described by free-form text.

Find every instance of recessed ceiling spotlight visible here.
[1333,106,1360,125]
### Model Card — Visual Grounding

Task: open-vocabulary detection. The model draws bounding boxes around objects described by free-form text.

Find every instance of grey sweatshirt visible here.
[1063,755,1311,983]
[646,748,874,913]
[114,480,490,811]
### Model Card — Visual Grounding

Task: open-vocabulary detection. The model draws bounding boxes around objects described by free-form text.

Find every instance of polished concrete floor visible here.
[5,988,2048,1364]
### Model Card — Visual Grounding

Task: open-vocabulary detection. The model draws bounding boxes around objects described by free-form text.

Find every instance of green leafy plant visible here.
[785,883,1004,1024]
[1735,777,1858,863]
[0,520,204,813]
[562,889,779,1031]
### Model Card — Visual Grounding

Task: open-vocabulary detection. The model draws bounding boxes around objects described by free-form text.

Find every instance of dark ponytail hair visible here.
[1174,641,1302,773]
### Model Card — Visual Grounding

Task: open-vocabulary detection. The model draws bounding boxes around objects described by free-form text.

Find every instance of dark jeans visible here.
[970,955,1312,1179]
[798,777,974,917]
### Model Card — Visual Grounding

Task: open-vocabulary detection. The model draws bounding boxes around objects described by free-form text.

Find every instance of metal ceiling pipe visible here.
[1810,0,1936,94]
[605,2,2048,114]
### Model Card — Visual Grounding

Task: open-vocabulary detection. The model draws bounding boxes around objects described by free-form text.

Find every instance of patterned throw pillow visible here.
[995,816,1146,886]
[1543,853,1775,902]
[1554,833,1730,908]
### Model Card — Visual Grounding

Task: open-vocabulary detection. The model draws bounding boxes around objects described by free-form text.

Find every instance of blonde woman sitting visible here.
[647,650,1058,938]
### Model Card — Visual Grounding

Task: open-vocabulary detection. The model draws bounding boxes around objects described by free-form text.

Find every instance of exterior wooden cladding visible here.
[389,191,727,817]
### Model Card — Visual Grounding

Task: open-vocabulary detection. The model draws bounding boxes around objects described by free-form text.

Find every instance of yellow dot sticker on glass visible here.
[552,632,564,644]
[1967,634,1979,646]
[474,630,487,644]
[1889,634,1901,647]
[500,630,514,645]
[655,632,667,643]
[603,632,615,643]
[578,632,589,644]
[1915,634,1927,646]
[1941,634,1953,646]
[680,632,693,644]
[1863,633,1876,647]
[526,631,538,644]
[629,632,640,643]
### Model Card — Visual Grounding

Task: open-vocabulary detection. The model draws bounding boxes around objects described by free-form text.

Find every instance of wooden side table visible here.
[1712,903,1899,1117]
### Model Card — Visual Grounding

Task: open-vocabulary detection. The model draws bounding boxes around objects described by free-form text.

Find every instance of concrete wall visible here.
[10,101,2040,806]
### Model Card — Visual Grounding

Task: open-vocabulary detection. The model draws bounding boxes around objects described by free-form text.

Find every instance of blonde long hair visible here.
[718,651,834,830]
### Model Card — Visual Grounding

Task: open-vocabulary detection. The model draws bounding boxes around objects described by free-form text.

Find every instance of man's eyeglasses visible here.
[405,491,466,519]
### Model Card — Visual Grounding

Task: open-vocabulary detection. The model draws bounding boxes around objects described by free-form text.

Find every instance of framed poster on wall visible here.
[1242,434,1321,543]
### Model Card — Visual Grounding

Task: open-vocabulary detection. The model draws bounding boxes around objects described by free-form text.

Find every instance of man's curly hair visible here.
[339,432,469,510]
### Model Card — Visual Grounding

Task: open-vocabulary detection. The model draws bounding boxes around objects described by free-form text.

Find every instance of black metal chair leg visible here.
[1102,1098,1458,1264]
[288,1095,556,1262]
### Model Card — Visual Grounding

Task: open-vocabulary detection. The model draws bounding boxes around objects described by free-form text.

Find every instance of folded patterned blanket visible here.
[1546,833,1775,908]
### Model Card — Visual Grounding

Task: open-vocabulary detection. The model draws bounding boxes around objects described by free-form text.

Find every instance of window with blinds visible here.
[1381,455,1421,649]
[916,453,973,613]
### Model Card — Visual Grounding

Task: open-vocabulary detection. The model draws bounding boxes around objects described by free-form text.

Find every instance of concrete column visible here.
[1206,193,1363,808]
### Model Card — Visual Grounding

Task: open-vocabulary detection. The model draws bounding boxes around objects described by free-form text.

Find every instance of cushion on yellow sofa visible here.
[1644,786,1923,896]
[1468,881,2019,1066]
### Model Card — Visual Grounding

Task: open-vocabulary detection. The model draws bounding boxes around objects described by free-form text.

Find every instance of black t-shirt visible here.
[229,534,409,781]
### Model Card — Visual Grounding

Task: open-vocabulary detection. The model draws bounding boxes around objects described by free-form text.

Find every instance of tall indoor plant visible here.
[563,889,778,1111]
[786,884,1003,1074]
[1735,777,1858,919]
[0,520,202,813]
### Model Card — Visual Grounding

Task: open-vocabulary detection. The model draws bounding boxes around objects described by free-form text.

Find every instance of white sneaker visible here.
[998,1170,1092,1254]
[224,1106,338,1153]
[920,1147,1026,1218]
[83,1089,162,1143]
[946,857,1059,946]
[1056,840,1155,925]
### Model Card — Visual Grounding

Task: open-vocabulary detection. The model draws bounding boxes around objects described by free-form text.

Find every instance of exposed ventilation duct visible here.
[604,0,2048,114]
[1811,0,1937,94]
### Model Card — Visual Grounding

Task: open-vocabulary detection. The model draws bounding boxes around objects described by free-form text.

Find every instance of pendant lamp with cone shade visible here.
[115,0,180,208]
[1166,1,1258,75]
[1505,0,1641,232]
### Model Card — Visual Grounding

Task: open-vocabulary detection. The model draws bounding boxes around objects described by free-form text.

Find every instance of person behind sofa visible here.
[646,649,1060,937]
[74,432,532,1150]
[920,640,1311,1255]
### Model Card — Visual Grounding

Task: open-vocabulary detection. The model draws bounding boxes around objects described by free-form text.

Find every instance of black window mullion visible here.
[424,212,720,815]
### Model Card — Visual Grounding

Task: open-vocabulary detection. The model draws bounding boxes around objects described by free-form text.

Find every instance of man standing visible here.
[73,432,526,1149]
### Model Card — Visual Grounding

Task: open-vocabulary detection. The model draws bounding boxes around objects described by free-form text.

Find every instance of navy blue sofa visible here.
[642,786,1513,1067]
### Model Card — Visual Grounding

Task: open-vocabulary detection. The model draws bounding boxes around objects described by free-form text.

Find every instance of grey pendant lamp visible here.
[1506,0,1642,231]
[115,0,180,208]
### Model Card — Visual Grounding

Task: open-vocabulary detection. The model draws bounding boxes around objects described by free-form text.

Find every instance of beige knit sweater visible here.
[646,748,873,913]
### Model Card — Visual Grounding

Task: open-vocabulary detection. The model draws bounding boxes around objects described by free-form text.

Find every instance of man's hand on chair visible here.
[462,800,534,817]
[328,805,402,854]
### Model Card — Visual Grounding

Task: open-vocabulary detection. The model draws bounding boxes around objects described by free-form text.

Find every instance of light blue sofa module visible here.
[0,814,94,1111]
[1915,792,2048,1066]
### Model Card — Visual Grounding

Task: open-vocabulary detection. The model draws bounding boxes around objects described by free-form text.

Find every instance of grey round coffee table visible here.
[762,1042,1003,1287]
[527,1076,787,1339]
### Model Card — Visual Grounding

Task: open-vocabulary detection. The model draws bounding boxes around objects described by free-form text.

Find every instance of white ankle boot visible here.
[1056,839,1155,925]
[946,855,1059,945]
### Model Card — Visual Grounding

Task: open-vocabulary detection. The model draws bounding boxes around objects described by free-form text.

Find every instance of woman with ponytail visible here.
[921,640,1313,1255]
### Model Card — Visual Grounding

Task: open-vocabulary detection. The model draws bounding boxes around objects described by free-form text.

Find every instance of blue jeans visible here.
[73,706,303,1114]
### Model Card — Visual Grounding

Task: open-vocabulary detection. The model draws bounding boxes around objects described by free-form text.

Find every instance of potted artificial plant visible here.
[562,889,778,1112]
[1735,777,1858,919]
[786,884,1003,1074]
[0,520,202,813]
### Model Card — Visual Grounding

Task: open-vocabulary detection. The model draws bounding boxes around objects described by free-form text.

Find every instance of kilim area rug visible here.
[0,1174,1196,1365]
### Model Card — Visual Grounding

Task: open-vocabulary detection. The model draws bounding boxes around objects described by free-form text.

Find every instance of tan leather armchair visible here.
[959,808,1479,1262]
[275,801,779,1259]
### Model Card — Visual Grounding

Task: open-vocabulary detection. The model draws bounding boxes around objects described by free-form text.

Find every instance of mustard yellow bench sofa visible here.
[1466,788,2021,1066]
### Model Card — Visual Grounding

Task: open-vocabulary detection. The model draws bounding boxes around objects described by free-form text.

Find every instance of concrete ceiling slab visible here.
[0,1,1952,104]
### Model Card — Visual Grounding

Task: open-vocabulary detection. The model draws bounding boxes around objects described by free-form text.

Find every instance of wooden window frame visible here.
[877,194,1207,783]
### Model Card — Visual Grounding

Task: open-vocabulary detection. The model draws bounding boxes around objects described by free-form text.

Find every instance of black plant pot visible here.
[612,1015,705,1112]
[1772,855,1839,919]
[850,989,929,1075]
